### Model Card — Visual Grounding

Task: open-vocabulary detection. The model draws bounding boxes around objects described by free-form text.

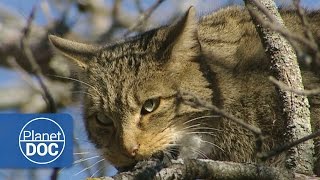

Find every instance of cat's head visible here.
[49,7,216,169]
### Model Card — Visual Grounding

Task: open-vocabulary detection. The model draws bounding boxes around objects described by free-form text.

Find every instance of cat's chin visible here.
[113,155,162,171]
[116,151,176,171]
[108,148,178,170]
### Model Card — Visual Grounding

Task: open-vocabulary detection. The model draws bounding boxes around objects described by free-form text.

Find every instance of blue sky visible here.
[1,0,45,23]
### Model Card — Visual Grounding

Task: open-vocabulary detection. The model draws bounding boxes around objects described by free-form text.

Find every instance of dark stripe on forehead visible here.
[97,27,162,66]
[97,49,155,78]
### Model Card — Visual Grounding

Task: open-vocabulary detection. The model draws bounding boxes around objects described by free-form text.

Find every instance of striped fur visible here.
[49,6,320,172]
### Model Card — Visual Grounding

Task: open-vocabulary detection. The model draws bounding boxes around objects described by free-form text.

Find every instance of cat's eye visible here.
[141,98,160,115]
[96,113,113,126]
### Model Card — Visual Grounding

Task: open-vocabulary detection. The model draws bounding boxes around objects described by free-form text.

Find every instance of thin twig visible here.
[20,5,57,113]
[248,0,320,74]
[293,0,320,71]
[247,7,318,52]
[97,0,122,42]
[134,0,144,13]
[179,92,262,135]
[249,0,279,22]
[179,91,265,160]
[124,0,165,36]
[269,76,320,96]
[245,0,314,173]
[7,57,42,94]
[21,5,58,180]
[259,129,320,161]
[112,0,121,17]
[293,0,316,47]
[40,0,53,23]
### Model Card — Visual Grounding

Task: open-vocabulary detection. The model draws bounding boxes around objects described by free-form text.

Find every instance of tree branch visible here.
[123,0,166,36]
[21,5,57,113]
[269,76,320,96]
[89,159,290,180]
[244,0,314,174]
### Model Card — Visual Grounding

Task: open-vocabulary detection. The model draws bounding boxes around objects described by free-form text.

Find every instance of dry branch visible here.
[293,0,320,71]
[21,5,57,113]
[180,92,320,164]
[0,5,71,76]
[269,76,320,96]
[4,57,72,112]
[88,159,290,180]
[259,129,320,162]
[123,0,166,36]
[244,0,314,174]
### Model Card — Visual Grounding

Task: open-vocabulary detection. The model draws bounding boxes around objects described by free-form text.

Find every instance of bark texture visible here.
[244,0,314,174]
[88,159,290,180]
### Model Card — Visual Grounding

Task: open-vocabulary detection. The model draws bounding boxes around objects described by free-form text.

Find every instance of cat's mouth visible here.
[115,139,191,171]
[149,134,204,162]
[151,147,179,160]
[115,150,177,172]
[145,142,182,166]
[116,147,179,171]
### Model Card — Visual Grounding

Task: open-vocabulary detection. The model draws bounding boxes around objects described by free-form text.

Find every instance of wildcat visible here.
[49,5,320,174]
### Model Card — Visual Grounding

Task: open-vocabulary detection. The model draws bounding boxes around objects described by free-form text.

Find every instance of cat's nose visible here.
[125,144,139,157]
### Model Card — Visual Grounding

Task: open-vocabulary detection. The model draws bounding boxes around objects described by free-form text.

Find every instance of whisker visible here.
[180,124,202,131]
[192,148,209,159]
[166,150,178,158]
[200,139,225,153]
[185,131,217,137]
[165,114,220,131]
[74,152,92,155]
[49,74,102,96]
[188,127,223,132]
[73,158,105,176]
[162,150,174,159]
[71,91,96,97]
[90,166,105,178]
[163,146,181,159]
[73,137,92,143]
[163,143,180,153]
[73,155,100,164]
[165,143,181,148]
[183,115,220,125]
[166,148,177,154]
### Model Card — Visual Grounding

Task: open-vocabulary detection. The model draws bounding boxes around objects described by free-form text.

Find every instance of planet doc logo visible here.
[19,117,65,165]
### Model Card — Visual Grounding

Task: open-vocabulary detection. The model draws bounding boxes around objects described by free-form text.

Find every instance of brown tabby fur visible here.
[49,6,320,173]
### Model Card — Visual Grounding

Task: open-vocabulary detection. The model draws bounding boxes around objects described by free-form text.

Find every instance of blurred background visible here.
[0,0,318,179]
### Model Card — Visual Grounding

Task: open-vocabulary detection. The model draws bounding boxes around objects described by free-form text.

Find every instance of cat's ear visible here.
[49,35,100,69]
[165,6,200,59]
